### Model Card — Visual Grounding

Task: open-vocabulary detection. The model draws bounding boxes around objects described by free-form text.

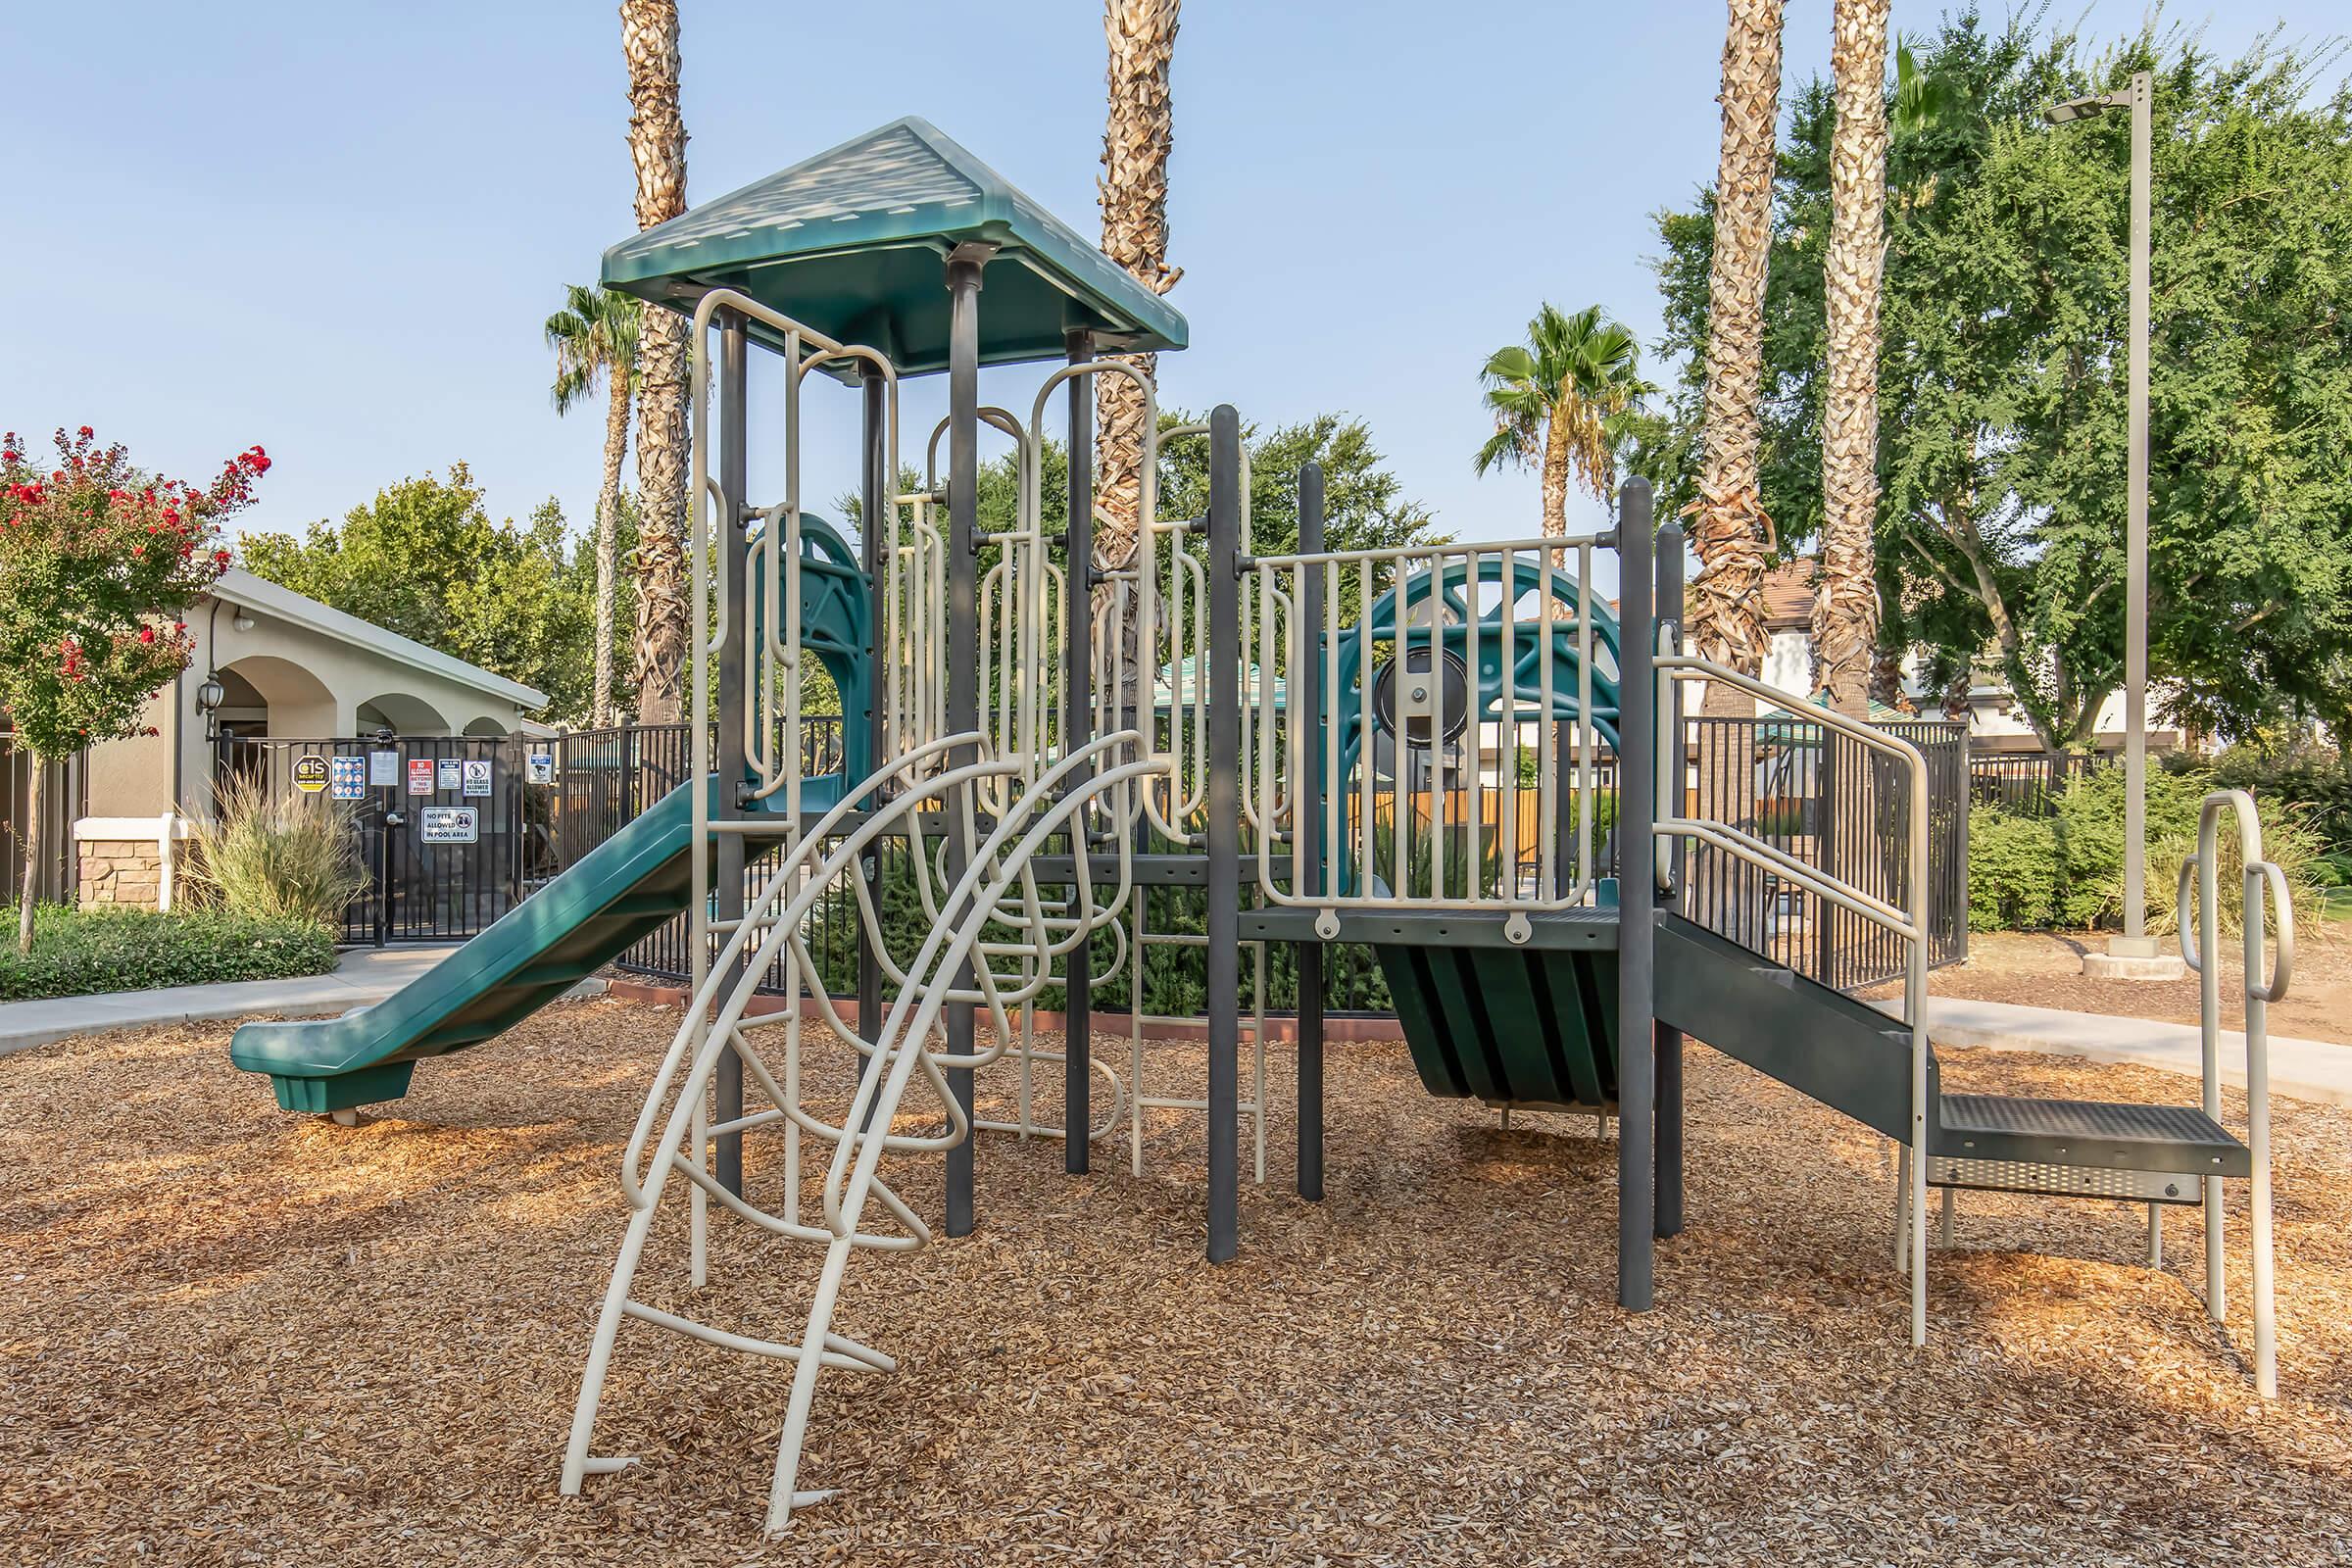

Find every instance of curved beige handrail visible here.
[2173,786,2286,1396]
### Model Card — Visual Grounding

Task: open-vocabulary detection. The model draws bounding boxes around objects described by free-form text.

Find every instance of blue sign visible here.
[328,756,368,801]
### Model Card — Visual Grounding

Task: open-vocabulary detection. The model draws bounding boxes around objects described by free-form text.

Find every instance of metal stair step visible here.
[1929,1093,2248,1200]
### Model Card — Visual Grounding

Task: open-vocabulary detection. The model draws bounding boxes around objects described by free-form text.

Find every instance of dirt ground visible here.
[1906,929,2352,1044]
[5,999,2352,1566]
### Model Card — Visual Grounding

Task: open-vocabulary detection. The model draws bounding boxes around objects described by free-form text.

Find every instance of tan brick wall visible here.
[79,841,165,910]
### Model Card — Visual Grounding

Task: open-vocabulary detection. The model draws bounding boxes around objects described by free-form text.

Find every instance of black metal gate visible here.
[215,733,541,945]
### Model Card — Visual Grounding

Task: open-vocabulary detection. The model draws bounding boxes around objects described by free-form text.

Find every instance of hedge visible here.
[0,905,338,1003]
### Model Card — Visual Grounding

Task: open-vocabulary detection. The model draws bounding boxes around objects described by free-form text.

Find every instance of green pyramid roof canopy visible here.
[601,117,1188,376]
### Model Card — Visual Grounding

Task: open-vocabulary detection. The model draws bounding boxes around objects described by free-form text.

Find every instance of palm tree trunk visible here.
[594,375,630,727]
[622,0,690,724]
[1541,408,1573,572]
[1687,0,1785,952]
[1689,0,1785,686]
[1813,0,1889,719]
[18,758,43,954]
[1094,0,1181,709]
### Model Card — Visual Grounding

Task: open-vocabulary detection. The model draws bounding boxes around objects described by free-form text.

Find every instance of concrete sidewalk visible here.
[0,946,602,1056]
[1898,994,2352,1108]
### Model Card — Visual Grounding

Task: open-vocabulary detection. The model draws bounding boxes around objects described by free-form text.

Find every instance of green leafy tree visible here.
[0,427,259,950]
[1646,11,2352,749]
[240,465,624,725]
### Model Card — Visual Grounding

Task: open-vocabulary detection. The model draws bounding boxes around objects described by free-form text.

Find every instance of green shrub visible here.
[1969,760,2325,936]
[187,775,367,927]
[2185,742,2352,855]
[1966,803,2061,932]
[0,904,336,1002]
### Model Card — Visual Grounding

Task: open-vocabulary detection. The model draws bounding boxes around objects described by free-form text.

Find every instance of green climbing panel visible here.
[1377,942,1622,1110]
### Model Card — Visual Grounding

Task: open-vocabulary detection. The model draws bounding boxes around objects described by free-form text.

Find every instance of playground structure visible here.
[224,120,2291,1534]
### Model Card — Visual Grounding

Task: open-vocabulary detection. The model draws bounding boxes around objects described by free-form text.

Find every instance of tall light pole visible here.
[2047,71,2179,979]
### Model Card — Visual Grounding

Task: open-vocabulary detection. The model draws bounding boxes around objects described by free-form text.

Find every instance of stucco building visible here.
[24,569,546,911]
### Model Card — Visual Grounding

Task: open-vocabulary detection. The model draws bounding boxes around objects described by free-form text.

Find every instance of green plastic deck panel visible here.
[602,117,1187,375]
[1379,940,1623,1111]
[231,777,720,1113]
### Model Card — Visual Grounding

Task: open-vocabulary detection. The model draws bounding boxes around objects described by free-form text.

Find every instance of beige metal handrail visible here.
[2175,787,2289,1396]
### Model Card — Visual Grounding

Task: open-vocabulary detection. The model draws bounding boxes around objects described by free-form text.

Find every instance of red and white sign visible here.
[407,759,434,796]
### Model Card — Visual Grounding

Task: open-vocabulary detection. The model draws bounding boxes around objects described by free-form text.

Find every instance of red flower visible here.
[139,625,156,644]
[212,548,230,566]
[76,425,92,438]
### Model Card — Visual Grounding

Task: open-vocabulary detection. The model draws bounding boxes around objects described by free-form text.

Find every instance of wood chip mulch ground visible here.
[4,997,2350,1566]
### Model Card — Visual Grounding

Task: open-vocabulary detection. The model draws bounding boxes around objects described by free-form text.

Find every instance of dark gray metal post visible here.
[1615,477,1656,1308]
[1294,462,1326,1202]
[857,362,887,1076]
[943,250,988,1237]
[1653,517,1687,1240]
[1062,329,1096,1175]
[1954,720,1970,965]
[1204,405,1244,1262]
[714,308,750,1199]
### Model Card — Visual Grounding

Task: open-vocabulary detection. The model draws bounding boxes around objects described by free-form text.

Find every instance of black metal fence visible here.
[0,731,85,909]
[1969,750,2108,816]
[1677,714,1969,991]
[215,733,533,945]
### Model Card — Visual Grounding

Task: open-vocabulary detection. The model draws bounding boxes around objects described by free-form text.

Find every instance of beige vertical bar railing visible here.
[2176,787,2290,1397]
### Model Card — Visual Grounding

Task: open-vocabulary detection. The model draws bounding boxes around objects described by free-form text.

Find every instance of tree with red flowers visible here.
[0,426,269,950]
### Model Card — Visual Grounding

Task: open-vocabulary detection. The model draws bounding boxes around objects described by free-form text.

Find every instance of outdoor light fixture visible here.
[196,672,226,712]
[2044,71,2175,977]
[232,612,256,633]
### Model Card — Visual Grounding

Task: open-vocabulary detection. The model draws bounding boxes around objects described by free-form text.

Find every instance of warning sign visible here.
[368,750,399,787]
[526,753,555,785]
[292,755,328,794]
[462,759,493,798]
[436,757,463,791]
[329,757,367,800]
[418,807,478,844]
[407,759,434,796]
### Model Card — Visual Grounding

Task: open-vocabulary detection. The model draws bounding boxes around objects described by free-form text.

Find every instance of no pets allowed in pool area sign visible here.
[418,806,478,845]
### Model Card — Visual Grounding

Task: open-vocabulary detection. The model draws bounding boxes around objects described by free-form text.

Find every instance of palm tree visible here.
[1813,0,1891,717]
[1472,303,1649,558]
[1094,0,1181,705]
[620,0,690,724]
[546,284,641,728]
[1689,0,1787,699]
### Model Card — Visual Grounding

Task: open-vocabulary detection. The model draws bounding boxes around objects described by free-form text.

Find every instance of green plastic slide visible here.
[230,777,726,1114]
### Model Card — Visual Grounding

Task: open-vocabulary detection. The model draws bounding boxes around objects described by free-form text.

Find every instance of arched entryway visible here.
[214,655,338,742]
[211,656,340,808]
[355,692,450,737]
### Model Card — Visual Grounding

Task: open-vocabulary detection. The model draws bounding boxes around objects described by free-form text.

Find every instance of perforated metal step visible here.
[1932,1094,2248,1183]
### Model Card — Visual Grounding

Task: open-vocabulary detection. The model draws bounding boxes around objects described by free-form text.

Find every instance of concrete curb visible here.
[0,946,607,1057]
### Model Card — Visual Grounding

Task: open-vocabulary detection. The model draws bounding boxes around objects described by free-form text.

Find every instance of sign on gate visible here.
[292,755,328,793]
[462,759,493,798]
[419,806,479,844]
[329,756,368,801]
[526,752,554,785]
[369,750,400,787]
[407,759,434,796]
[437,757,464,792]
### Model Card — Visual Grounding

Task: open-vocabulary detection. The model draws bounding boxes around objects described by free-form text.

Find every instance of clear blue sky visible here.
[5,1,2338,558]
